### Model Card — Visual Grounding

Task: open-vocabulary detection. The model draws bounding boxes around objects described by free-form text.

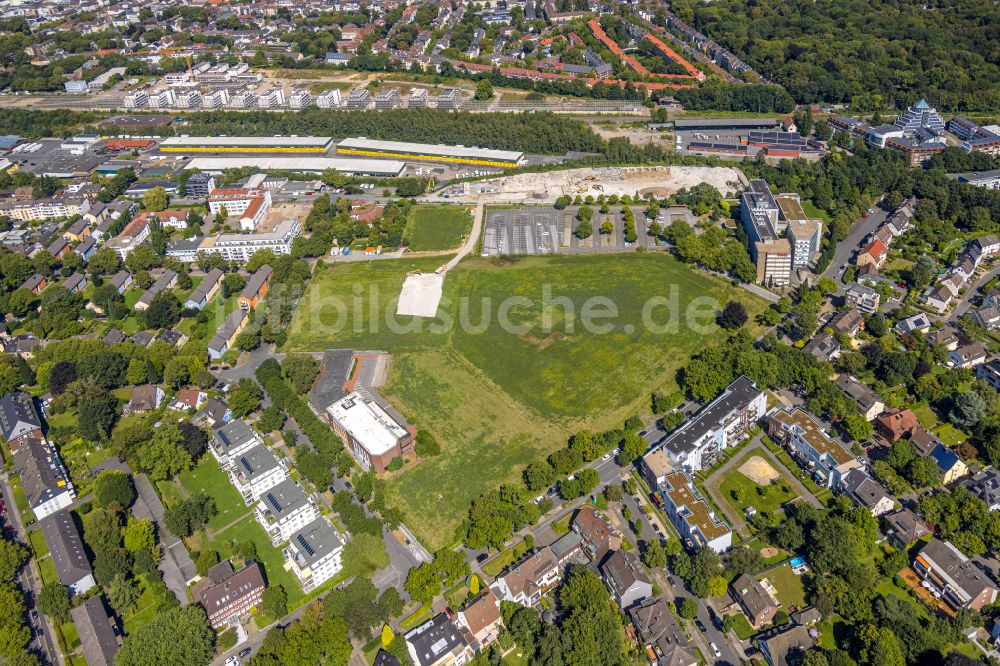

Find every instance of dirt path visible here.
[442,204,483,273]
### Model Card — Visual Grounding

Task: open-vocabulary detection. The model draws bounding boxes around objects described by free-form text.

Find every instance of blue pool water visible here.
[789,556,806,567]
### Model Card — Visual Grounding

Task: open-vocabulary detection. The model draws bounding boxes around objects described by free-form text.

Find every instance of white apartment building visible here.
[289,89,312,109]
[227,445,289,505]
[208,188,272,230]
[257,89,284,109]
[210,419,263,469]
[164,72,191,85]
[149,89,175,107]
[254,478,320,546]
[315,89,342,108]
[123,90,149,109]
[0,197,90,222]
[174,89,202,109]
[166,218,301,263]
[203,89,230,109]
[283,518,346,592]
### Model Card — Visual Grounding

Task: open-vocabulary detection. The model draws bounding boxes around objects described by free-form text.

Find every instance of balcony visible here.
[282,547,315,592]
[254,504,283,545]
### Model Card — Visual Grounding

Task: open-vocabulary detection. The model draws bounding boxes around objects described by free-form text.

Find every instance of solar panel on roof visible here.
[296,534,315,556]
[240,458,254,474]
[266,493,281,511]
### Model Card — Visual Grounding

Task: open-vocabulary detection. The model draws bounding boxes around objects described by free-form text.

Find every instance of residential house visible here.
[40,509,96,595]
[63,272,87,294]
[571,507,623,563]
[455,589,503,651]
[856,239,887,269]
[930,444,968,484]
[227,445,289,505]
[950,343,988,368]
[210,419,262,468]
[134,269,177,310]
[193,397,232,428]
[197,561,265,629]
[977,359,1000,390]
[883,509,931,549]
[914,539,999,611]
[926,327,960,351]
[20,273,48,295]
[840,469,895,516]
[48,237,70,260]
[130,331,154,348]
[650,376,766,472]
[283,518,346,592]
[70,596,119,666]
[103,330,126,345]
[183,268,224,310]
[829,309,864,338]
[655,469,732,553]
[125,385,164,414]
[169,388,206,412]
[14,437,75,520]
[875,408,919,442]
[492,548,560,607]
[0,391,44,448]
[627,597,697,666]
[910,427,942,458]
[844,283,880,314]
[601,549,652,610]
[254,478,320,546]
[962,468,1000,511]
[63,218,91,242]
[238,264,272,311]
[108,270,132,294]
[768,408,862,489]
[756,623,815,666]
[802,333,840,363]
[925,285,955,313]
[731,573,779,629]
[896,313,933,335]
[405,614,473,666]
[983,304,1000,330]
[75,236,98,262]
[832,375,884,421]
[208,309,248,360]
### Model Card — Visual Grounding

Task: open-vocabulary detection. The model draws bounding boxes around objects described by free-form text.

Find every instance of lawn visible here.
[37,556,58,585]
[716,453,800,516]
[482,540,529,579]
[283,253,767,549]
[404,204,474,251]
[760,564,807,611]
[910,401,938,429]
[176,457,249,532]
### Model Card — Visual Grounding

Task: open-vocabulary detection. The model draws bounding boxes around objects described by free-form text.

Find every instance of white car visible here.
[710,642,721,658]
[225,657,240,666]
[601,453,612,462]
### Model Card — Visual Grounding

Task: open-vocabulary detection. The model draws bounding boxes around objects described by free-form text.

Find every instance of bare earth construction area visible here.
[444,165,748,203]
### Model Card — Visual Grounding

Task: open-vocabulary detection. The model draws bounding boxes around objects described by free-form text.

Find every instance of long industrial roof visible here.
[185,157,405,176]
[338,137,523,161]
[162,136,333,148]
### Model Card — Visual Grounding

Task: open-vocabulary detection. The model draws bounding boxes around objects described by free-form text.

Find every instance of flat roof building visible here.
[768,408,861,489]
[185,157,404,177]
[160,136,333,153]
[325,391,414,473]
[337,137,524,167]
[283,518,346,592]
[659,469,732,552]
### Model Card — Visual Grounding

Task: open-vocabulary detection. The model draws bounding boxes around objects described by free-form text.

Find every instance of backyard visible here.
[283,253,768,549]
[404,204,474,251]
[715,452,801,517]
[760,563,807,611]
[175,456,251,532]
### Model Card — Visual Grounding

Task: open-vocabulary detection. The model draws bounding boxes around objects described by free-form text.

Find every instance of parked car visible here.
[695,619,707,633]
[710,642,721,658]
[239,648,252,658]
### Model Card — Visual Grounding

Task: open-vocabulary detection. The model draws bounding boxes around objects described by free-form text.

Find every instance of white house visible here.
[227,445,289,505]
[283,518,346,592]
[254,478,320,546]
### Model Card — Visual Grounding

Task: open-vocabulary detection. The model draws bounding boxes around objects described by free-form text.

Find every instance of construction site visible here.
[439,165,747,203]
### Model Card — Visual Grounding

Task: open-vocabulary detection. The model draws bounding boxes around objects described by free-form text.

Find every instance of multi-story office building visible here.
[325,391,415,472]
[184,172,216,198]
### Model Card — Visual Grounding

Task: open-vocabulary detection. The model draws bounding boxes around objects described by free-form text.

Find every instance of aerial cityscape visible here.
[0,0,999,665]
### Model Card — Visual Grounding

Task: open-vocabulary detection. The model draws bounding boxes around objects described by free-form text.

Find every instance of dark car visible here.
[695,619,707,633]
[239,648,252,658]
[709,609,723,630]
[476,553,489,563]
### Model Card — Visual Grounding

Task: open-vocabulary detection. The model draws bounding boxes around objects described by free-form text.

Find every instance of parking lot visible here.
[482,207,657,256]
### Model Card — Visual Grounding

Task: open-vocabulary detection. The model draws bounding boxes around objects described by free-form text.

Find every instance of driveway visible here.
[948,263,1000,321]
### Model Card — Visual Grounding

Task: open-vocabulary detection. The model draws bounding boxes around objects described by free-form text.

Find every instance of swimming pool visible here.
[789,556,806,567]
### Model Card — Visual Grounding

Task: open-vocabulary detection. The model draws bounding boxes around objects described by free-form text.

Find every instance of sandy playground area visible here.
[456,165,747,204]
[738,456,780,485]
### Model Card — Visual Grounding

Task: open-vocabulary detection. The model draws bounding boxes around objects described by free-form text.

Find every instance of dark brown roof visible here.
[199,561,264,617]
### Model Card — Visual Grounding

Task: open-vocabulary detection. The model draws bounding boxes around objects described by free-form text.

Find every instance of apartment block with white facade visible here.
[768,407,863,488]
[210,419,263,469]
[227,445,289,505]
[283,518,346,592]
[651,376,766,472]
[254,478,320,546]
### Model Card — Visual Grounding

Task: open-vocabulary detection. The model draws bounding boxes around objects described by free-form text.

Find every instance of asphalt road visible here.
[947,263,1000,321]
[0,474,60,666]
[822,204,888,284]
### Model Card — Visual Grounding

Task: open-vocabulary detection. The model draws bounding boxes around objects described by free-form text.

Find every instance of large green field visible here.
[285,253,767,548]
[403,204,474,251]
